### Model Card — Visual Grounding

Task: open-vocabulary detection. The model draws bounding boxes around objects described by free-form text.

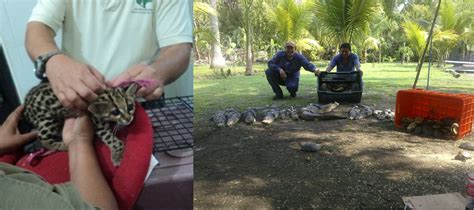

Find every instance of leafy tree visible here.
[314,0,379,47]
[396,44,414,64]
[437,0,474,61]
[267,0,316,45]
[362,37,380,63]
[364,7,400,63]
[433,29,459,65]
[403,21,427,61]
[194,1,217,61]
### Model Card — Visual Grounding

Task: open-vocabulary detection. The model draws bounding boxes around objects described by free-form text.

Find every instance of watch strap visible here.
[34,50,62,79]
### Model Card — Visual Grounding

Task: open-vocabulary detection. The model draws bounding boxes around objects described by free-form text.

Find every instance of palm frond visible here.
[347,0,379,43]
[315,0,349,43]
[439,0,456,31]
[402,21,427,58]
[363,36,380,51]
[381,0,396,17]
[433,29,459,43]
[268,0,315,44]
[296,38,323,52]
[194,2,217,17]
[194,28,217,43]
[315,0,379,44]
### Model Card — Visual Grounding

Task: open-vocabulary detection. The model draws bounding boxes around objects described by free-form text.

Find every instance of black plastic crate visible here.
[317,71,363,104]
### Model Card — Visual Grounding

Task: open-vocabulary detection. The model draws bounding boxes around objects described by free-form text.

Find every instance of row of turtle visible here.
[211,102,395,127]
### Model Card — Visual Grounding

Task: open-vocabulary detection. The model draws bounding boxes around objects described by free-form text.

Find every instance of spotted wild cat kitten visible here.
[23,82,139,166]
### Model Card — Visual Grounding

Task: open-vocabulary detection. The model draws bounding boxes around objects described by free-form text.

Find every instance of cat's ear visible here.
[88,102,114,114]
[125,82,140,96]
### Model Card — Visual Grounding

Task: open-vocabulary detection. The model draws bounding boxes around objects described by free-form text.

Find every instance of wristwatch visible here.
[34,50,62,80]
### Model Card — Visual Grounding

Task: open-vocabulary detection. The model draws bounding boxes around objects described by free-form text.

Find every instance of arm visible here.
[25,22,106,110]
[0,106,37,155]
[110,0,192,100]
[63,115,118,210]
[353,54,362,72]
[110,43,192,100]
[326,56,337,72]
[268,52,283,72]
[298,54,320,76]
[299,54,316,72]
[267,52,289,80]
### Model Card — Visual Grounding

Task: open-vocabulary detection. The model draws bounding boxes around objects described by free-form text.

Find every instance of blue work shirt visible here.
[329,53,361,72]
[268,51,316,74]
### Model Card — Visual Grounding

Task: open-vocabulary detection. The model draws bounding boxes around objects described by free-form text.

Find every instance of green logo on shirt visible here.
[136,0,152,8]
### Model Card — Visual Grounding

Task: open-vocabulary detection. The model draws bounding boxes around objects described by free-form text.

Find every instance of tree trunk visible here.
[193,36,201,61]
[378,48,382,63]
[209,0,226,69]
[244,5,253,76]
[462,42,467,61]
[245,32,253,75]
[363,48,367,63]
[193,21,201,61]
[401,42,405,64]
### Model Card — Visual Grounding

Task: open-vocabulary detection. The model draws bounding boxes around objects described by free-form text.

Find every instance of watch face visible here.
[33,50,62,80]
[34,58,45,79]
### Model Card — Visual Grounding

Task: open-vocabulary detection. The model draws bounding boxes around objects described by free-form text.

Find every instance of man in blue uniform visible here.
[265,41,320,100]
[326,43,363,74]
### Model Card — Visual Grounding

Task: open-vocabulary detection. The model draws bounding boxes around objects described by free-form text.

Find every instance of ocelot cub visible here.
[22,81,139,166]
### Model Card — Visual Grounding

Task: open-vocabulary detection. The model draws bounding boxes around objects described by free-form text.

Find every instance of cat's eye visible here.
[127,104,134,111]
[111,109,121,116]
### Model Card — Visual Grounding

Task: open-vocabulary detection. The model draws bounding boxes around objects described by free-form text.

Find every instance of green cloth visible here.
[0,163,98,209]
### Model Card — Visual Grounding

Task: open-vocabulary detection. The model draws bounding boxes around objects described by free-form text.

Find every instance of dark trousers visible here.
[265,69,299,96]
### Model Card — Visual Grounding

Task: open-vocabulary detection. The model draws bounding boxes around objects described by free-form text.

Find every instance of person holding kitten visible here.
[25,0,193,110]
[0,106,117,210]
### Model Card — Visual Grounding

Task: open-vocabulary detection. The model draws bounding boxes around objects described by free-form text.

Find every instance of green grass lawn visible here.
[194,62,474,124]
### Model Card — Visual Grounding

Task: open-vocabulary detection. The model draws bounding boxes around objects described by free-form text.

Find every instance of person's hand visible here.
[359,70,364,76]
[109,63,164,100]
[314,69,321,77]
[62,114,94,147]
[279,68,287,81]
[0,106,37,154]
[46,54,106,110]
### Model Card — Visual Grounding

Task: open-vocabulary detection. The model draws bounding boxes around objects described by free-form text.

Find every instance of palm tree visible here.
[362,36,380,63]
[194,2,217,61]
[240,0,255,75]
[433,29,459,65]
[314,0,379,47]
[402,21,427,61]
[434,0,474,62]
[266,0,322,59]
[209,0,226,68]
[364,7,400,63]
[267,0,315,45]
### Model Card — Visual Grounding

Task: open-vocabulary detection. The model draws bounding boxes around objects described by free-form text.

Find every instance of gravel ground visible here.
[194,106,474,208]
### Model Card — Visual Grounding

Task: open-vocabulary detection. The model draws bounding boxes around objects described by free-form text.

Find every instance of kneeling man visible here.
[265,41,319,100]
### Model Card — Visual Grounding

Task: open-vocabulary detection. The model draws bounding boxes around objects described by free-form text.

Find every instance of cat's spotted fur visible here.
[23,82,138,166]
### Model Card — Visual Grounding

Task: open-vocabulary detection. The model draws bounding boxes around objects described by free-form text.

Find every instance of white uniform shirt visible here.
[29,0,193,80]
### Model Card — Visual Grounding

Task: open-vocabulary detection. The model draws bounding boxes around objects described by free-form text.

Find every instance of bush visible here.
[383,56,396,63]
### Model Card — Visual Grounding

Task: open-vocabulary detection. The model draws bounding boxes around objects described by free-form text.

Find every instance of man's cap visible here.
[285,41,296,48]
